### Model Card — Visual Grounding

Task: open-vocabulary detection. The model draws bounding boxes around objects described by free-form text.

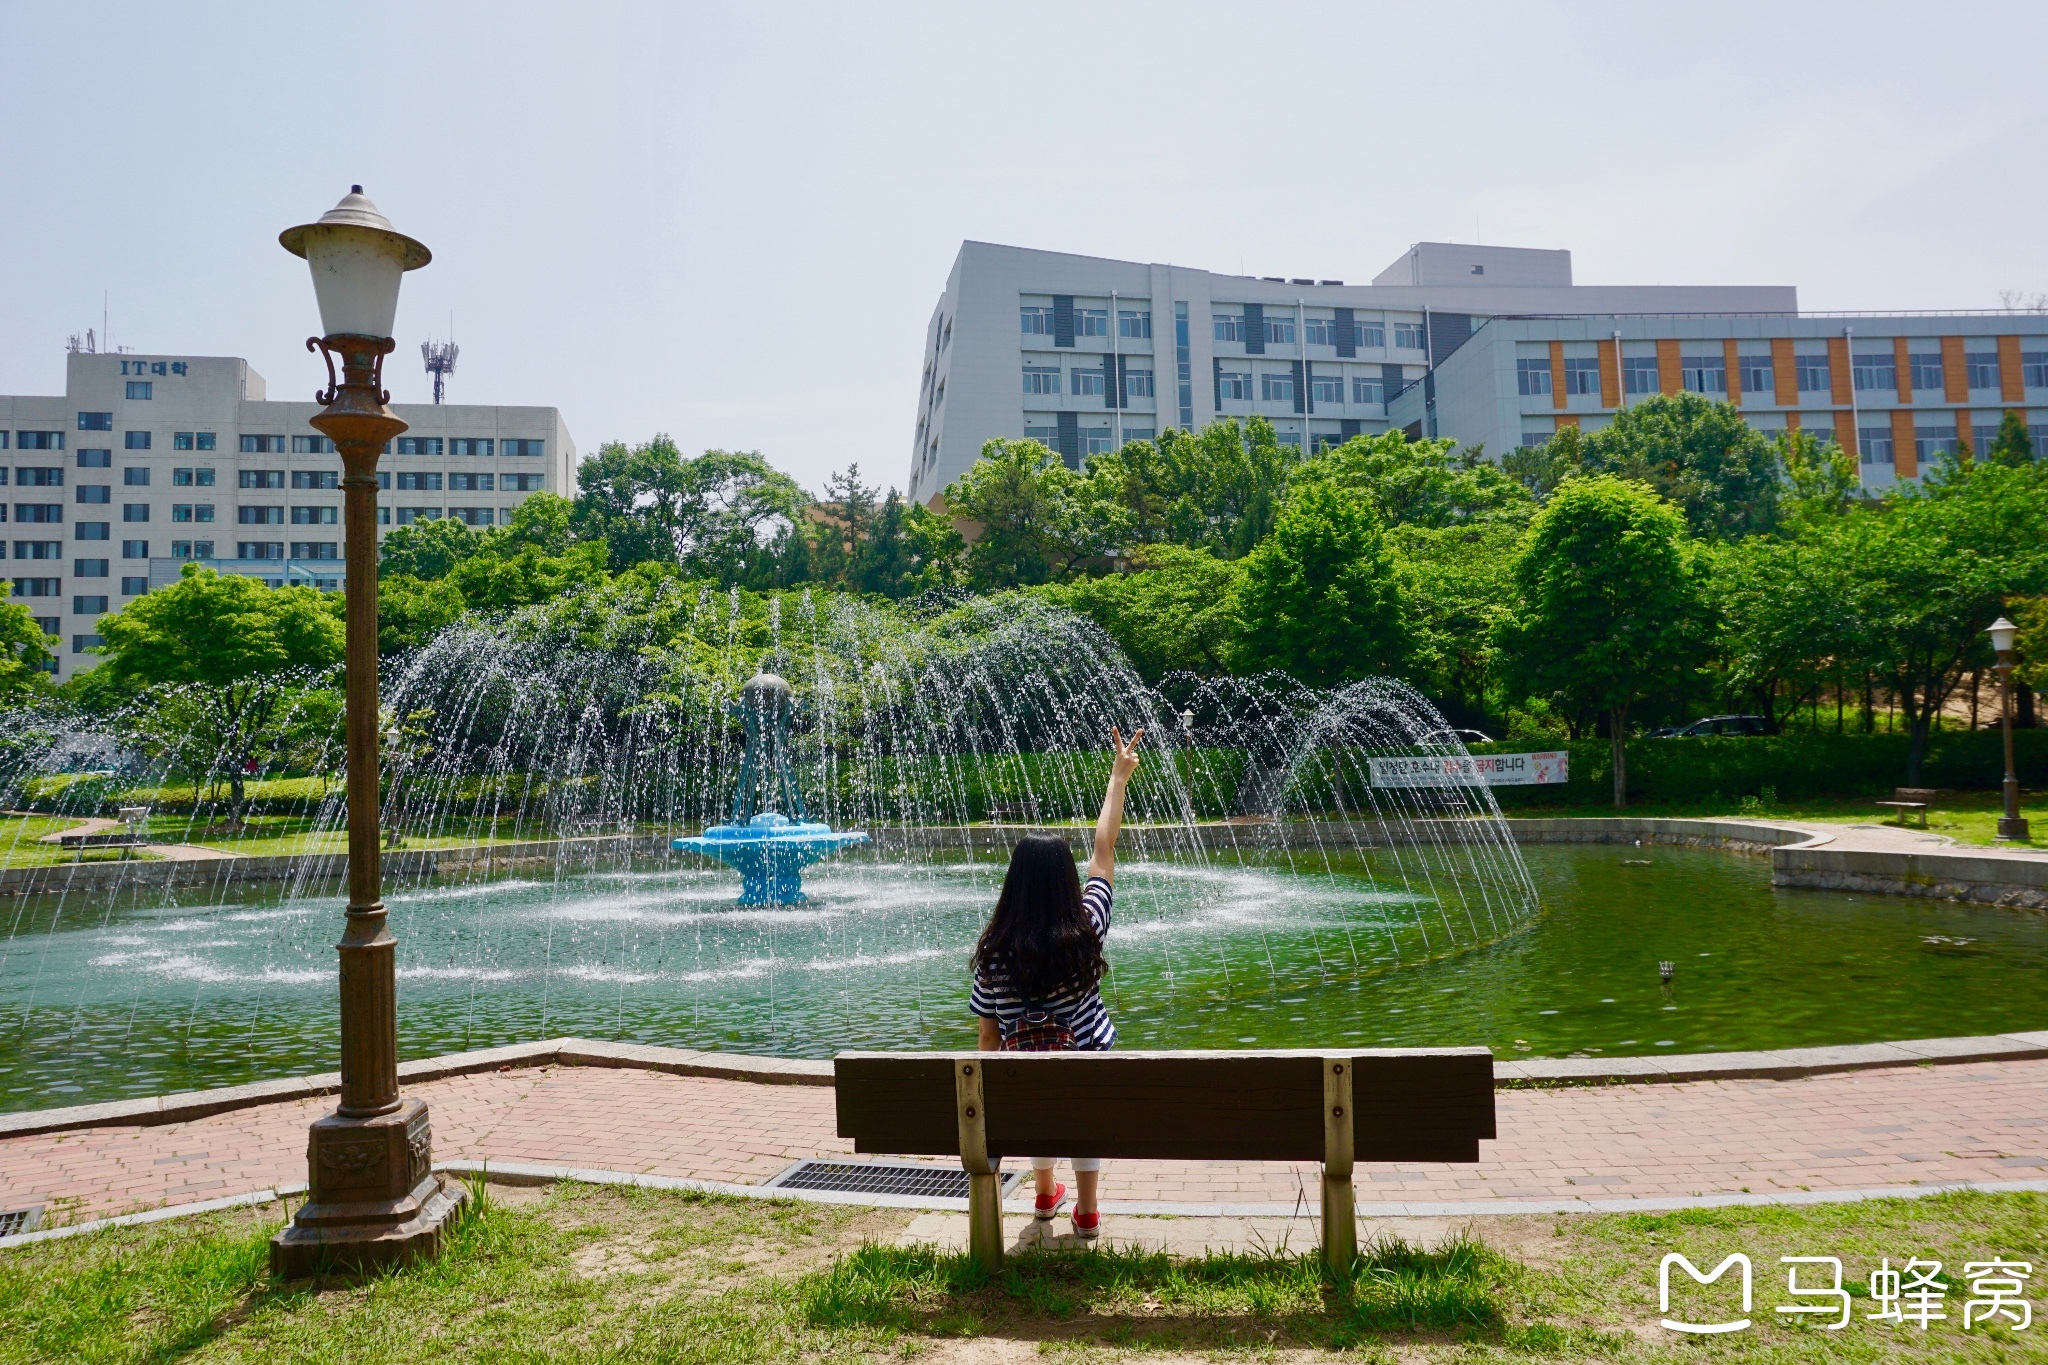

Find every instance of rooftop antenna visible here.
[421,327,458,405]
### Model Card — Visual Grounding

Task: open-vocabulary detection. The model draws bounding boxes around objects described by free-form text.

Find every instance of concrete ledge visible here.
[1774,842,2048,909]
[6,1030,2044,1141]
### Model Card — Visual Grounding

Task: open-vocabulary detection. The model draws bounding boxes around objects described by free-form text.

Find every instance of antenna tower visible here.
[421,337,458,404]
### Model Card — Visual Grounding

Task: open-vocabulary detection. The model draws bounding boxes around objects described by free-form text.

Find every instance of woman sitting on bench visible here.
[970,725,1143,1240]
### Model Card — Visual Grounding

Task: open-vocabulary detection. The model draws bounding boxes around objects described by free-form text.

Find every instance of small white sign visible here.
[1369,751,1569,787]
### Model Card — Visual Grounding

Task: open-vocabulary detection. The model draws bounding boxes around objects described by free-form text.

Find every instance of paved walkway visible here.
[5,1057,2047,1224]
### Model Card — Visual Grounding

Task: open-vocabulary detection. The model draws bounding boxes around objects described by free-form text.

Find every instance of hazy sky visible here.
[3,2,2045,493]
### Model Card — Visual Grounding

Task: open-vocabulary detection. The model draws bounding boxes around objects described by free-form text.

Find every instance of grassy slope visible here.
[6,1184,2042,1363]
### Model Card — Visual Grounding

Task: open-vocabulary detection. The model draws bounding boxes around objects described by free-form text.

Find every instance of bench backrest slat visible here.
[835,1048,1493,1164]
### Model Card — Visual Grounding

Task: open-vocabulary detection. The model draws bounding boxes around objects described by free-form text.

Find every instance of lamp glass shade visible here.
[1987,616,2019,654]
[299,225,409,340]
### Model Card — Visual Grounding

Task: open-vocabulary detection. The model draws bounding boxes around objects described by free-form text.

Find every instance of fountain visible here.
[669,672,868,904]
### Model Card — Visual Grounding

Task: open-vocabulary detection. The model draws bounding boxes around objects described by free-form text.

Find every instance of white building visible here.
[0,349,575,677]
[907,241,1795,502]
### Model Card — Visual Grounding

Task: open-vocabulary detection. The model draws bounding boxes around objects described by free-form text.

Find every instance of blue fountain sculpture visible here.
[671,672,868,904]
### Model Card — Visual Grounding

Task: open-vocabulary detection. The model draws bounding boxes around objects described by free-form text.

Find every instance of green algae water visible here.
[4,843,2046,1111]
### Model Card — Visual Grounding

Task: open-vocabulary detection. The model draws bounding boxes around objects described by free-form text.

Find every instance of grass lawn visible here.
[0,813,563,867]
[5,1183,2042,1363]
[0,814,160,867]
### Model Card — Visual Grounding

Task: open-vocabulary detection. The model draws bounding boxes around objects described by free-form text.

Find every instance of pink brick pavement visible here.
[5,1059,2047,1224]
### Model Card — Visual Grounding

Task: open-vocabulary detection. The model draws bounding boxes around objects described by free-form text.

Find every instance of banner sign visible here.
[1368,751,1569,787]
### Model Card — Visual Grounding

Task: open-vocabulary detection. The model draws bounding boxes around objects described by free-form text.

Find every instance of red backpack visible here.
[1002,1002,1076,1052]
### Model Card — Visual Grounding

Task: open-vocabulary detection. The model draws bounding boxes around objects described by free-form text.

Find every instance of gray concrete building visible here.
[0,348,575,676]
[907,240,1794,503]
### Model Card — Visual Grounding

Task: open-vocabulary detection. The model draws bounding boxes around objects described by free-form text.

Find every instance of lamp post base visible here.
[1997,816,2032,842]
[269,1097,468,1277]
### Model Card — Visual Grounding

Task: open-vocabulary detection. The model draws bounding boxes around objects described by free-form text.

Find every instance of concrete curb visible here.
[6,1029,2046,1141]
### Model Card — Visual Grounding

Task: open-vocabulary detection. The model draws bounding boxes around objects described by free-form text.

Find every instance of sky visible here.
[3,2,2046,495]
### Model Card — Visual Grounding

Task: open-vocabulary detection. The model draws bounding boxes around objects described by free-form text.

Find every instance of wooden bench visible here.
[835,1048,1495,1269]
[57,832,149,860]
[1875,801,1927,828]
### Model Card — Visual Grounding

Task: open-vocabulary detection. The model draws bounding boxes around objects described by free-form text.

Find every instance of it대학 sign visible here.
[1368,751,1569,787]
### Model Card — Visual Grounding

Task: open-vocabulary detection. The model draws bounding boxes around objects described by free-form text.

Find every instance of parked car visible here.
[1653,714,1769,738]
[1423,728,1494,746]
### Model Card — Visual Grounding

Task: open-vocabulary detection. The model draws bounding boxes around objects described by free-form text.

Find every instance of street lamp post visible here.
[1986,616,2030,843]
[270,188,465,1275]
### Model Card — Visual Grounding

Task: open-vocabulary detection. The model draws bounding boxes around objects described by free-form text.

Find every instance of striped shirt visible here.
[970,876,1115,1050]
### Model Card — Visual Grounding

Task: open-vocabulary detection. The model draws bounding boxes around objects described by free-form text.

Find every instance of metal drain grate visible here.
[0,1206,43,1238]
[765,1158,1021,1200]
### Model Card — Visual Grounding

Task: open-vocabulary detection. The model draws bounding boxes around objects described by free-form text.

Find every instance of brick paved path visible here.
[6,1058,2047,1224]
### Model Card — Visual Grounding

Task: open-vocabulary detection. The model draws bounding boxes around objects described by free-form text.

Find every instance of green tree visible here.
[1989,410,2037,469]
[573,437,807,582]
[96,567,346,808]
[1042,544,1243,680]
[378,516,478,579]
[1495,476,1702,807]
[1298,430,1532,529]
[0,583,56,696]
[1232,482,1412,686]
[1390,520,1523,728]
[378,573,465,654]
[942,439,1096,589]
[1776,427,1860,525]
[1707,532,1857,728]
[1502,423,1588,500]
[1575,393,1782,539]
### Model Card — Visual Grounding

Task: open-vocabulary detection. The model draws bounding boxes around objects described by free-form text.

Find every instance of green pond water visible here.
[3,843,2044,1111]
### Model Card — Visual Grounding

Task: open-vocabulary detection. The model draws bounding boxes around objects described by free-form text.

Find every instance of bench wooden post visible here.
[954,1058,1002,1267]
[1321,1055,1355,1273]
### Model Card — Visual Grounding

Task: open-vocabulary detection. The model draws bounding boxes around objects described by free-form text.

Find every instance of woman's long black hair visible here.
[972,833,1104,1001]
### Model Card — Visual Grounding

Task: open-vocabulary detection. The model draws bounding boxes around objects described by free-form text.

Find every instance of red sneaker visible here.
[1072,1209,1100,1240]
[1033,1182,1068,1220]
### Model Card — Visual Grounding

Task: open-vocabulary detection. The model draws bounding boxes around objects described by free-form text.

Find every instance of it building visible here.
[909,240,2048,503]
[0,349,575,677]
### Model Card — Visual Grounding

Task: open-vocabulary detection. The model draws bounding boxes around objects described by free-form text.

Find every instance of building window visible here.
[1123,427,1155,443]
[78,412,114,432]
[1081,426,1113,455]
[1563,357,1601,395]
[173,432,194,450]
[9,578,58,597]
[169,541,203,560]
[1022,366,1060,395]
[1393,322,1425,350]
[1309,375,1344,404]
[173,468,217,487]
[1358,322,1385,348]
[125,381,152,400]
[502,473,545,492]
[395,471,442,491]
[1906,352,1943,391]
[1020,306,1053,335]
[238,542,283,560]
[1305,318,1338,346]
[240,435,284,453]
[120,577,147,596]
[1117,310,1151,339]
[76,449,110,469]
[74,522,107,540]
[1623,355,1659,394]
[13,542,59,560]
[1122,370,1155,400]
[239,470,283,489]
[1516,358,1552,396]
[1174,301,1193,430]
[1859,426,1894,465]
[122,467,149,486]
[290,541,340,559]
[73,594,107,614]
[1852,352,1897,390]
[291,505,338,524]
[1219,370,1252,401]
[76,485,109,504]
[1262,318,1295,346]
[450,438,493,456]
[122,504,148,522]
[1967,352,2000,390]
[450,472,495,492]
[1796,356,1830,392]
[1740,355,1773,394]
[1681,354,1726,394]
[395,437,443,455]
[452,508,494,526]
[2032,424,2048,458]
[502,439,545,457]
[291,435,335,454]
[196,432,216,451]
[1075,309,1108,338]
[73,557,107,576]
[72,634,102,654]
[1259,371,1295,403]
[18,468,61,487]
[121,540,147,558]
[18,432,63,450]
[1916,423,1958,461]
[172,505,193,522]
[1023,425,1058,446]
[1213,313,1245,343]
[238,506,283,525]
[1070,369,1106,397]
[291,470,337,489]
[395,508,441,525]
[18,504,62,523]
[1352,377,1385,405]
[2020,351,2048,388]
